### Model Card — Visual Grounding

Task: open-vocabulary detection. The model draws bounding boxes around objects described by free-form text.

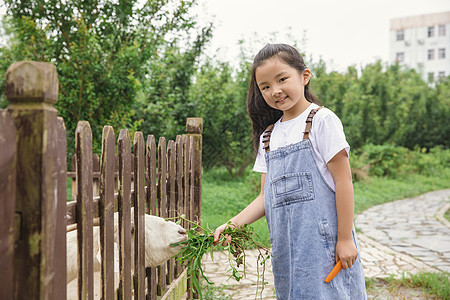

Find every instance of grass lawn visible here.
[201,167,450,247]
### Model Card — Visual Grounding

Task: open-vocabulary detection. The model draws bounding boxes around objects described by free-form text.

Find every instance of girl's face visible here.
[255,57,311,121]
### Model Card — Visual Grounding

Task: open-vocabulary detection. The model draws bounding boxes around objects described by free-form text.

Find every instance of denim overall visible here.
[263,108,367,299]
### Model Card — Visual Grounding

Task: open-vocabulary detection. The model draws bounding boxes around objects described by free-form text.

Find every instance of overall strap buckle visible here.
[263,124,274,153]
[303,107,323,140]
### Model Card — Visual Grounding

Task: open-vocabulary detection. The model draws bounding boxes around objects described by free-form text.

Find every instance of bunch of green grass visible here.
[381,271,450,300]
[170,216,271,300]
[399,271,450,300]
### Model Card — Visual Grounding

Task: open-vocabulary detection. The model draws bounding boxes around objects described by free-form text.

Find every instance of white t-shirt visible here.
[253,103,350,191]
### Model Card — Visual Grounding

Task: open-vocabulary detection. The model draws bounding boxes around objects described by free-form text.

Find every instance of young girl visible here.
[213,44,367,299]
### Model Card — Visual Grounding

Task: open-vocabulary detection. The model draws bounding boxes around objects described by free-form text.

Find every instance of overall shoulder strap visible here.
[303,106,323,140]
[263,124,274,153]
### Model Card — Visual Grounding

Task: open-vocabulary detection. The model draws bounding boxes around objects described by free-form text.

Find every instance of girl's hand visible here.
[213,222,234,246]
[335,238,358,269]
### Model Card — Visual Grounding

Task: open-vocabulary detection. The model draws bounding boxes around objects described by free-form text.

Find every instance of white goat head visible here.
[141,214,187,267]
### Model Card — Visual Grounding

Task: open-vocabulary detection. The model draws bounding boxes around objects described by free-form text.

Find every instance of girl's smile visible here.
[255,57,311,121]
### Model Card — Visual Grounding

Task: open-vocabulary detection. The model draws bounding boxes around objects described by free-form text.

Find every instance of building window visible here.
[428,49,435,60]
[438,71,445,80]
[396,30,404,41]
[396,52,404,62]
[438,25,446,36]
[439,48,446,59]
[428,26,435,37]
[428,72,434,82]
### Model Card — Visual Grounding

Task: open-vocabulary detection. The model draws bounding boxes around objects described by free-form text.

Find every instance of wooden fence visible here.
[0,61,202,299]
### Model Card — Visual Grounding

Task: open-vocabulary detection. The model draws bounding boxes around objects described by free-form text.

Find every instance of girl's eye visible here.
[261,85,269,91]
[279,77,287,83]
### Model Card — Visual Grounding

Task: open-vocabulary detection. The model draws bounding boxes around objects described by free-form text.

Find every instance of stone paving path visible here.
[356,189,450,275]
[201,189,450,299]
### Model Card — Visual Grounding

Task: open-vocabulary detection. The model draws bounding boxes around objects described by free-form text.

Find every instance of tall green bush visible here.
[311,61,449,149]
[189,59,253,177]
[350,144,450,180]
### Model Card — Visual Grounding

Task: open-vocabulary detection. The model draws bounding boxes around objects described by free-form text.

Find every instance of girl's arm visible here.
[327,149,358,270]
[213,173,266,244]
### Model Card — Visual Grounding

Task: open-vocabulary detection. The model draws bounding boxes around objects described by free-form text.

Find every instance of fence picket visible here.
[157,137,167,296]
[54,117,67,299]
[99,126,116,299]
[185,118,203,299]
[167,140,176,284]
[146,135,158,299]
[181,135,194,299]
[175,135,184,275]
[118,129,132,300]
[75,121,94,300]
[134,132,146,299]
[0,110,16,300]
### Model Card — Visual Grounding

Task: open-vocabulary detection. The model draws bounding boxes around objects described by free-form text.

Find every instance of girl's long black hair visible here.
[246,43,320,153]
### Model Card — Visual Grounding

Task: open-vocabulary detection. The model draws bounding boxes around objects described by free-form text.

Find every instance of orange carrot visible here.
[324,260,342,282]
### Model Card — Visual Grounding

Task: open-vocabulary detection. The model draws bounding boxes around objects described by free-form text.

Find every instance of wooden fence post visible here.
[185,118,202,300]
[5,61,66,299]
[0,110,17,300]
[185,118,203,225]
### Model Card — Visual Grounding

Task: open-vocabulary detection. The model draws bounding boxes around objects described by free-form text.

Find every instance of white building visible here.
[389,11,450,82]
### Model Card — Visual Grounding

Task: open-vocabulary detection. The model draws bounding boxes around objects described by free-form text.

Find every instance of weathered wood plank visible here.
[54,116,67,299]
[99,126,115,299]
[186,118,203,226]
[6,61,63,300]
[146,135,157,216]
[0,110,16,300]
[134,131,146,300]
[75,121,94,300]
[167,140,176,284]
[182,135,191,229]
[157,137,167,296]
[145,135,158,299]
[118,129,132,300]
[175,135,184,275]
[185,118,203,300]
[189,136,195,226]
[181,134,194,299]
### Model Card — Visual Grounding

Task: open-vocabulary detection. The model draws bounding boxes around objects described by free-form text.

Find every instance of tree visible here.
[132,26,213,141]
[0,0,205,159]
[188,58,253,177]
[311,60,449,149]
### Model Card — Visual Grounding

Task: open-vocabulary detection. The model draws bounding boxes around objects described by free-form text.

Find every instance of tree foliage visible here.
[0,0,207,160]
[189,59,253,177]
[132,26,212,141]
[1,6,448,178]
[311,60,449,149]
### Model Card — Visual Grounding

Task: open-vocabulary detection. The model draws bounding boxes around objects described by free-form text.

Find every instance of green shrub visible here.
[351,144,450,180]
[414,146,450,176]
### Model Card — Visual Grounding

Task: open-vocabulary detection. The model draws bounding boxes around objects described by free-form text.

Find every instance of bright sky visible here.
[194,0,450,72]
[2,1,450,72]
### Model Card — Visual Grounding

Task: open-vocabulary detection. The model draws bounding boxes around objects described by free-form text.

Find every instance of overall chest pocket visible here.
[270,172,314,208]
